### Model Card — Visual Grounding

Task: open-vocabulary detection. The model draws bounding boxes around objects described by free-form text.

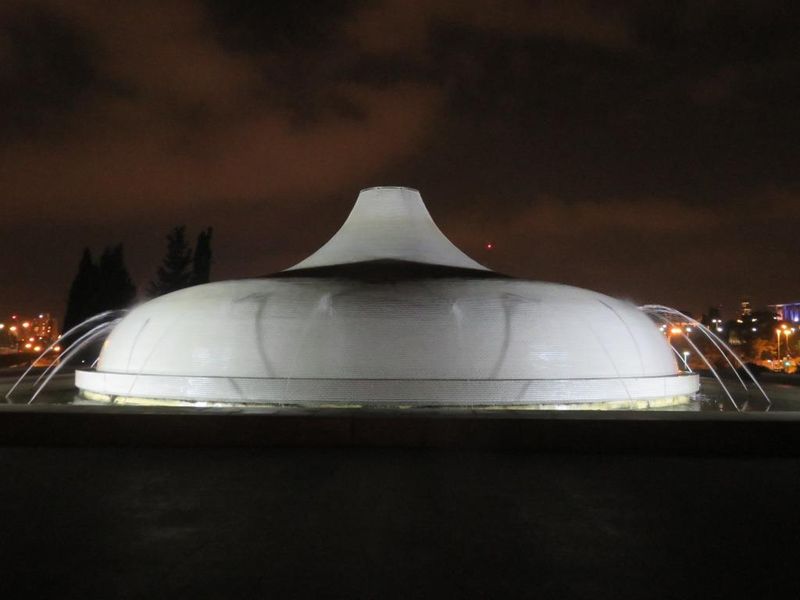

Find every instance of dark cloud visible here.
[205,0,358,53]
[0,0,799,319]
[0,5,97,138]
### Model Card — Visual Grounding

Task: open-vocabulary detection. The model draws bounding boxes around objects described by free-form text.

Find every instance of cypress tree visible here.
[148,226,193,297]
[64,245,138,333]
[190,227,213,286]
[63,248,98,332]
[97,244,137,311]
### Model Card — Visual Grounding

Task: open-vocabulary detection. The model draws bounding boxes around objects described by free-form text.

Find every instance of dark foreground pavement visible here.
[1,443,800,599]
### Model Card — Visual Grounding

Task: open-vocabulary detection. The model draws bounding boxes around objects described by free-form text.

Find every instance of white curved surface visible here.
[92,279,679,380]
[289,187,486,271]
[78,277,694,405]
[77,186,698,406]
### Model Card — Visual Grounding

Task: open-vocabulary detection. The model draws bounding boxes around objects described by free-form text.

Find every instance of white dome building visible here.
[76,187,698,409]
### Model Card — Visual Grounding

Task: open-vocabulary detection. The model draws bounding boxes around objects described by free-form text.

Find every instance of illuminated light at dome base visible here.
[75,186,700,409]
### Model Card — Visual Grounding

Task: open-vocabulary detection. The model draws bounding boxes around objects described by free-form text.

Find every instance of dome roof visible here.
[77,187,698,408]
[289,186,487,272]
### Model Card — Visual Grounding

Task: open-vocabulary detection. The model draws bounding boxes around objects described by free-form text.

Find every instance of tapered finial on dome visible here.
[288,186,487,271]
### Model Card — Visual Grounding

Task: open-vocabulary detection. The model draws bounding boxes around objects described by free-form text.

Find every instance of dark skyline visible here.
[1,0,799,320]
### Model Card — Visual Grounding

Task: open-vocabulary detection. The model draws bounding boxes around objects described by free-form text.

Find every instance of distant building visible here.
[770,302,800,324]
[726,309,776,346]
[0,313,59,352]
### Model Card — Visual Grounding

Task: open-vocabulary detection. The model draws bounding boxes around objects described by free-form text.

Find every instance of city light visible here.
[54,346,61,352]
[670,327,682,335]
[776,328,788,359]
[33,346,41,352]
[1,313,60,353]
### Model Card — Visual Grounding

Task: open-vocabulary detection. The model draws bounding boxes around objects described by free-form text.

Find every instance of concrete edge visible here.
[1,406,800,454]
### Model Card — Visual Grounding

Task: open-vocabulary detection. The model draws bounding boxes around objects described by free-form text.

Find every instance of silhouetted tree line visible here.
[147,226,213,297]
[62,245,136,332]
[63,226,213,332]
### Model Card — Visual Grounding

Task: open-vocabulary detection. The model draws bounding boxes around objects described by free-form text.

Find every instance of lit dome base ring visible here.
[76,370,698,408]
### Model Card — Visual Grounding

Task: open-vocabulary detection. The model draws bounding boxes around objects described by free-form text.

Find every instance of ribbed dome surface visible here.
[77,187,697,407]
[96,277,678,380]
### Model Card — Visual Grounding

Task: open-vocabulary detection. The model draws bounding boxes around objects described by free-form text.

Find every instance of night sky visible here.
[1,0,799,320]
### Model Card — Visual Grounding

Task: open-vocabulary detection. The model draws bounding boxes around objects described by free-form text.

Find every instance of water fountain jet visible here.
[5,310,125,404]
